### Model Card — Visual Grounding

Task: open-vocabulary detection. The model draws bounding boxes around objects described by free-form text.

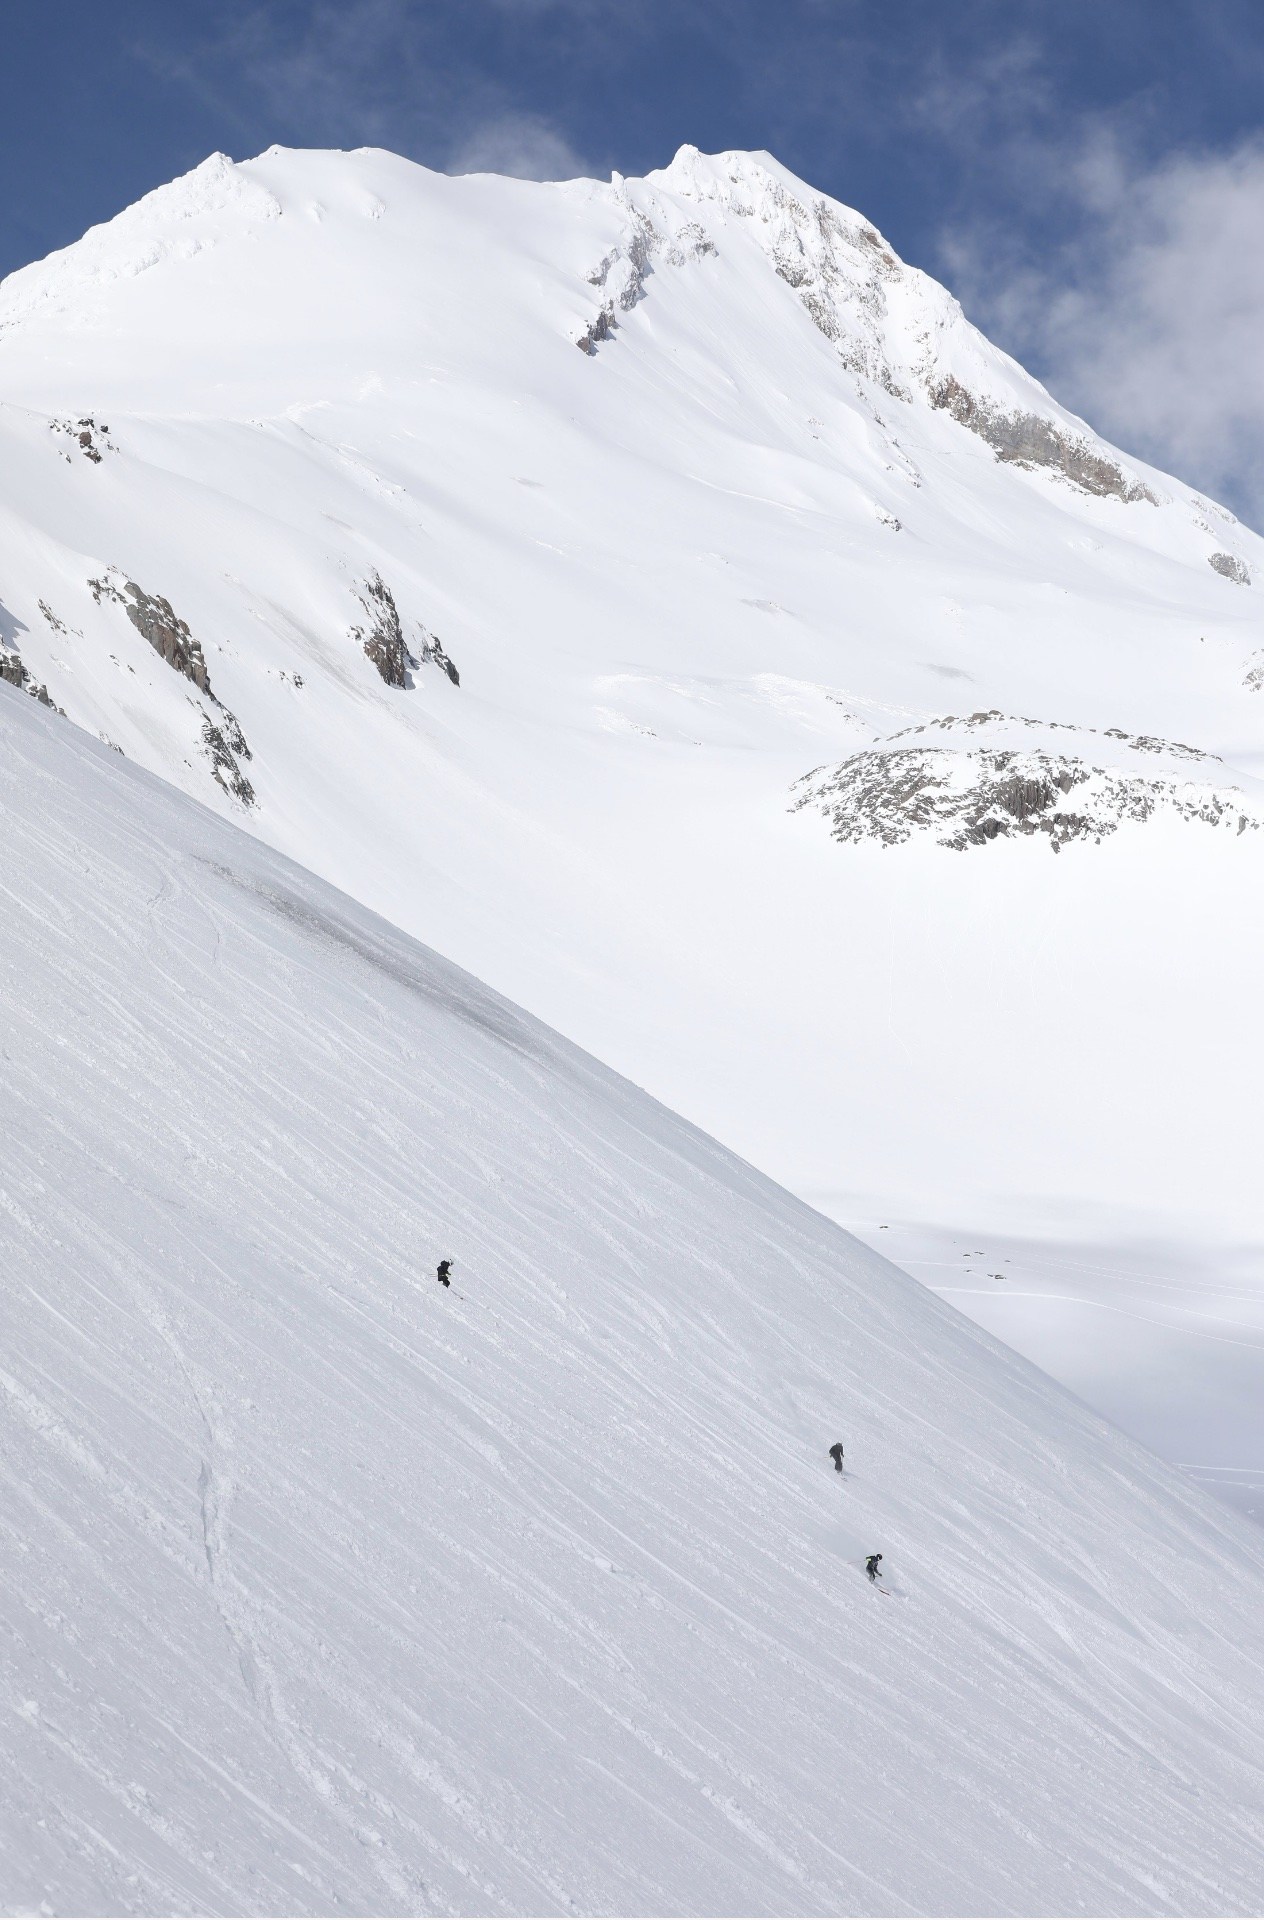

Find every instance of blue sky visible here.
[7,0,1264,521]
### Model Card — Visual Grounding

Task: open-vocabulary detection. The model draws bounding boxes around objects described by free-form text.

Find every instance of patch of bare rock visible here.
[0,648,61,713]
[928,376,1157,504]
[89,571,254,804]
[793,716,1259,852]
[1209,550,1252,585]
[353,572,459,687]
[575,204,715,354]
[50,414,115,463]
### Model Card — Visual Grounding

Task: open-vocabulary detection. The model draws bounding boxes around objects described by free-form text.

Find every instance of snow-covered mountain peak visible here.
[0,139,1222,522]
[0,152,281,337]
[641,144,1158,501]
[0,137,1261,1270]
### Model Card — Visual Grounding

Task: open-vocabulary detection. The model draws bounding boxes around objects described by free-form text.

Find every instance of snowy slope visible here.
[1,144,1262,1499]
[4,680,1264,1917]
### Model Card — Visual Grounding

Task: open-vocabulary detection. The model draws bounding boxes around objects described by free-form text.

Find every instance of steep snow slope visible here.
[4,682,1264,1917]
[0,144,1262,1499]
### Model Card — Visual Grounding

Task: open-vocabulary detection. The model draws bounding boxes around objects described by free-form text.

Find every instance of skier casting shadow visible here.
[437,1259,453,1289]
[828,1442,845,1474]
[865,1553,883,1584]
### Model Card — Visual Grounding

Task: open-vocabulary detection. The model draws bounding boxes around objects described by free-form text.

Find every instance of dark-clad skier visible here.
[437,1259,452,1289]
[828,1443,845,1473]
[865,1553,883,1583]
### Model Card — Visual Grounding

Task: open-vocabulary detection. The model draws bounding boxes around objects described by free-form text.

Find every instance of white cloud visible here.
[143,2,595,184]
[1045,143,1264,522]
[143,0,423,145]
[943,134,1264,528]
[447,111,591,180]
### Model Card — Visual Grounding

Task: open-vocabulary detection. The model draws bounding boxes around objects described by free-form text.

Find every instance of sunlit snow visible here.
[3,688,1264,1914]
[0,147,1261,1534]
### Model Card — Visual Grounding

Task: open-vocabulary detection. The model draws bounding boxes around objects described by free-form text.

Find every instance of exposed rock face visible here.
[90,574,213,693]
[202,712,255,805]
[792,746,1257,852]
[885,709,1215,763]
[38,599,70,635]
[588,211,655,310]
[125,584,213,691]
[576,305,616,355]
[662,154,913,396]
[0,649,61,712]
[928,376,1157,504]
[418,626,460,686]
[771,200,911,398]
[1209,550,1251,585]
[354,572,413,686]
[87,570,254,803]
[572,305,614,355]
[654,152,1166,502]
[351,576,458,686]
[50,415,113,463]
[577,204,715,354]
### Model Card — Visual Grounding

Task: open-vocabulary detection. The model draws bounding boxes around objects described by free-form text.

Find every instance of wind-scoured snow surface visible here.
[1,143,1262,1506]
[3,683,1264,1916]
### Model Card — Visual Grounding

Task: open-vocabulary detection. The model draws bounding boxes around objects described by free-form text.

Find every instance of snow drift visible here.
[3,683,1264,1915]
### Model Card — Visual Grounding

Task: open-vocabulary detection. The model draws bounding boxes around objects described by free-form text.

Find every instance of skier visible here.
[828,1442,845,1473]
[865,1553,883,1583]
[437,1259,452,1289]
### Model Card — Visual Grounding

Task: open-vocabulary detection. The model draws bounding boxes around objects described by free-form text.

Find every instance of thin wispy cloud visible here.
[447,112,591,180]
[1041,142,1264,525]
[933,71,1264,527]
[107,0,1264,525]
[139,0,598,176]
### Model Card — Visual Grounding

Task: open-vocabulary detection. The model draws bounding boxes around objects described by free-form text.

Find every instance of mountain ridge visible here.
[1,140,1261,1502]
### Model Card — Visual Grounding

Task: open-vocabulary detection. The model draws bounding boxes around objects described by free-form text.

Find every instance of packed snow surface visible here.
[1,143,1263,1504]
[4,683,1264,1916]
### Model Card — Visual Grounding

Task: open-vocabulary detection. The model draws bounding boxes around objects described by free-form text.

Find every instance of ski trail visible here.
[121,1271,430,1911]
[7,690,1264,1913]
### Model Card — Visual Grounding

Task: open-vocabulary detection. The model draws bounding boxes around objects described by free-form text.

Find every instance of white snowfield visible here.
[0,150,1262,1497]
[3,682,1264,1918]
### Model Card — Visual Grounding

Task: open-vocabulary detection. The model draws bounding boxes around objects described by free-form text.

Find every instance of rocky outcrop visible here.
[576,205,715,354]
[87,570,254,804]
[661,155,914,397]
[928,376,1157,503]
[0,649,60,711]
[51,415,113,463]
[772,201,912,398]
[417,626,459,686]
[90,574,213,694]
[38,599,71,635]
[1209,551,1251,585]
[353,572,413,686]
[885,709,1215,763]
[202,711,254,806]
[793,746,1257,852]
[351,575,457,687]
[576,305,617,355]
[588,211,655,307]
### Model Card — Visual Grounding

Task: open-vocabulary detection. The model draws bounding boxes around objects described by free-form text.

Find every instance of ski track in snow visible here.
[0,144,1263,1909]
[3,690,1264,1914]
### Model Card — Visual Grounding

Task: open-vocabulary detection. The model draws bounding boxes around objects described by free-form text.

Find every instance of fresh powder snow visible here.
[3,682,1264,1914]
